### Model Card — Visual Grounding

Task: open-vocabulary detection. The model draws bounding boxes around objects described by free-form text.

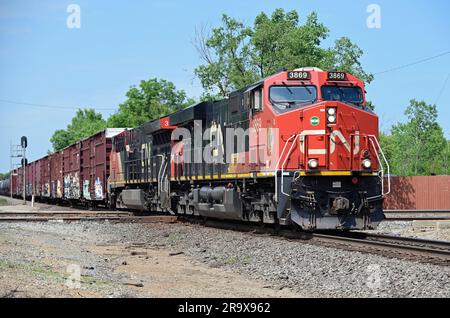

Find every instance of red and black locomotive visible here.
[108,67,389,230]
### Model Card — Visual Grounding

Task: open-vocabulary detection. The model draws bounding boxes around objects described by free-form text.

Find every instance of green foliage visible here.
[381,100,448,176]
[442,140,450,174]
[49,79,193,152]
[194,8,373,98]
[331,37,374,83]
[50,109,107,151]
[0,172,10,181]
[252,10,332,76]
[194,16,256,97]
[365,101,375,111]
[107,78,195,128]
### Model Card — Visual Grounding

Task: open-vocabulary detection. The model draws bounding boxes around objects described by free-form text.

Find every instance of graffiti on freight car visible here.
[43,183,50,197]
[95,177,103,200]
[64,173,80,199]
[57,180,62,198]
[83,180,91,200]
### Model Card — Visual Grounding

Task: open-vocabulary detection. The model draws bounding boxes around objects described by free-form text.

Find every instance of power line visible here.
[0,98,116,111]
[3,51,449,109]
[434,71,450,105]
[374,51,450,75]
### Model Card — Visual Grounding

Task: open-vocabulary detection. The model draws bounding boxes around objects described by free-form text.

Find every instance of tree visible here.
[365,101,375,111]
[194,17,255,98]
[194,9,373,98]
[50,129,71,152]
[0,172,10,181]
[50,109,107,151]
[442,140,450,175]
[385,99,447,176]
[253,10,332,76]
[108,78,195,128]
[331,37,374,83]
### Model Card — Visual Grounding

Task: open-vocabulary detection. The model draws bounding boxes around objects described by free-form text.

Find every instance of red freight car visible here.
[28,161,35,196]
[50,151,63,199]
[80,129,124,206]
[11,169,17,196]
[34,158,42,197]
[13,167,22,197]
[41,155,51,198]
[109,129,128,188]
[62,142,81,200]
[26,161,34,197]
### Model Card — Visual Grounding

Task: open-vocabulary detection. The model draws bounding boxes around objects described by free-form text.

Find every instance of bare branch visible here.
[192,24,214,64]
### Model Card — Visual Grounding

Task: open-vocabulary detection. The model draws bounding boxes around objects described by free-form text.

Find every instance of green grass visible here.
[168,233,181,244]
[0,198,8,206]
[0,259,111,287]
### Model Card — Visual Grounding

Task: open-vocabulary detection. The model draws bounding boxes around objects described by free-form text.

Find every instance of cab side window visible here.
[253,89,262,111]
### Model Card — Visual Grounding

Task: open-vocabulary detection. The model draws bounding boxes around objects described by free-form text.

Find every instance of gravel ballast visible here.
[1,220,448,298]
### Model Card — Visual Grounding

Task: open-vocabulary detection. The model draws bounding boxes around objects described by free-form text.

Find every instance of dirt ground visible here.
[0,221,303,298]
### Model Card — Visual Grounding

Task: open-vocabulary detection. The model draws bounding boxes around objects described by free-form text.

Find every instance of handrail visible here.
[274,134,297,203]
[162,160,169,193]
[156,155,165,196]
[281,134,300,197]
[368,135,391,197]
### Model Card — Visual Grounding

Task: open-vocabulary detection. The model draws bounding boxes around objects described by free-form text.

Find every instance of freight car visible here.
[10,129,124,208]
[109,68,390,230]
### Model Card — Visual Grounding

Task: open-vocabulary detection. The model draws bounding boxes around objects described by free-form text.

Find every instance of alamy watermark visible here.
[169,121,281,169]
[366,263,382,292]
[66,4,81,29]
[66,264,81,289]
[366,4,381,29]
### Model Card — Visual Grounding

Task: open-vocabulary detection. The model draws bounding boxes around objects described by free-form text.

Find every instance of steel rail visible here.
[384,216,450,221]
[311,232,450,257]
[181,218,450,265]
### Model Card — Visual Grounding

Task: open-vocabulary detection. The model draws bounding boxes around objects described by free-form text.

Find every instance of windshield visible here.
[269,85,317,112]
[321,86,363,105]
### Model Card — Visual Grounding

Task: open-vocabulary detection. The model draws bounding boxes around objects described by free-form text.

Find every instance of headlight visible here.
[308,158,318,169]
[362,159,372,169]
[327,115,336,123]
[327,107,336,115]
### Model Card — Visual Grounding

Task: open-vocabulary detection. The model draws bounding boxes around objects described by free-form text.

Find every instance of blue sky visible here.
[0,0,449,172]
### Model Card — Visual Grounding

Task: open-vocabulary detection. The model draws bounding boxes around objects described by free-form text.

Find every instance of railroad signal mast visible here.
[21,136,27,205]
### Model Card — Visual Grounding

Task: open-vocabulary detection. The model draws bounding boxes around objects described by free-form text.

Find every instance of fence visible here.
[383,176,450,210]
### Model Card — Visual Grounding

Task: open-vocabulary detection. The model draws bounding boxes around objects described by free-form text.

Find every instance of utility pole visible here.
[10,140,12,198]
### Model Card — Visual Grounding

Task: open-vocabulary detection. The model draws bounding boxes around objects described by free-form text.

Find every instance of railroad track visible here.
[1,208,449,265]
[181,218,450,266]
[309,231,450,265]
[0,211,177,223]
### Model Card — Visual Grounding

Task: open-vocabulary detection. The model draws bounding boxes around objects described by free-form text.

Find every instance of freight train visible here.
[0,179,9,196]
[5,68,390,230]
